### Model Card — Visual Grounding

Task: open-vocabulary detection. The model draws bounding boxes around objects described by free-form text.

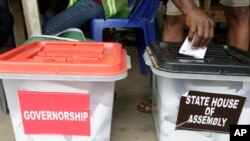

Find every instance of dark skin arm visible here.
[171,0,214,48]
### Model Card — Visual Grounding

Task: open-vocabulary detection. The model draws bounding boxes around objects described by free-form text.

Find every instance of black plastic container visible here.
[148,41,250,75]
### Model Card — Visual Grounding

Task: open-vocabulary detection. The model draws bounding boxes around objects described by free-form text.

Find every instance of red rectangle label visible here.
[18,91,90,136]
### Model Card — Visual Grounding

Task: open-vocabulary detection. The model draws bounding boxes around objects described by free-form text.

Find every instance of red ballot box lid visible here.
[0,41,127,75]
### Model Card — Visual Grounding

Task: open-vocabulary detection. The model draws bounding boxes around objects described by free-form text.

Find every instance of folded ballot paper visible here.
[179,36,207,59]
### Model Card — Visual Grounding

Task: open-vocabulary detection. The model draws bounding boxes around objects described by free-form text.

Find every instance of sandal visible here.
[137,99,152,113]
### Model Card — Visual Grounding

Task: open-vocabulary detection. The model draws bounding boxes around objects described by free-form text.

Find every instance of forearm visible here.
[171,0,199,15]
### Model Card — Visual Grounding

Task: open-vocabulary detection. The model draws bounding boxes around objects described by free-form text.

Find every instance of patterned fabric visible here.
[101,0,129,18]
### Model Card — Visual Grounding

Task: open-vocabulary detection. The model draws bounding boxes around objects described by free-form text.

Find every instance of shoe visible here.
[137,99,152,113]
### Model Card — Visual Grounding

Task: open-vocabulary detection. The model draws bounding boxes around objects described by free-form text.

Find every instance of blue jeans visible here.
[43,0,104,35]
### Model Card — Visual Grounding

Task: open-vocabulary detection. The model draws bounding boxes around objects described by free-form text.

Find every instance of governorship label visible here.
[18,91,90,136]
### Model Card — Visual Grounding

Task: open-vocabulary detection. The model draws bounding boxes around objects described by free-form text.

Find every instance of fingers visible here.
[188,26,196,42]
[192,25,204,48]
[199,22,209,48]
[204,21,214,47]
[184,8,214,49]
[192,20,214,48]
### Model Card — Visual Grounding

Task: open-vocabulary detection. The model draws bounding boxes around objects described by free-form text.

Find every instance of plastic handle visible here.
[143,49,153,67]
[126,55,132,69]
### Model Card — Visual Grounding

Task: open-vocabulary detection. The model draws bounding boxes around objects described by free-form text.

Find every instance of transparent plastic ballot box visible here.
[144,41,250,141]
[0,41,130,141]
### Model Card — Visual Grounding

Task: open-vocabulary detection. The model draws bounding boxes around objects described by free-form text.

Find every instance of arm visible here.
[171,0,214,48]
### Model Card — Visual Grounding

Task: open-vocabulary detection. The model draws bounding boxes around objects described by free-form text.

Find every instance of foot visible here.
[137,99,152,113]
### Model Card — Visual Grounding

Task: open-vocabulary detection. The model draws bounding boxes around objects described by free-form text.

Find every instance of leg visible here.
[162,15,184,42]
[224,6,249,51]
[43,0,104,35]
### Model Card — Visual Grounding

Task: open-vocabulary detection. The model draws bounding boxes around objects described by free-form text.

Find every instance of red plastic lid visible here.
[0,41,127,75]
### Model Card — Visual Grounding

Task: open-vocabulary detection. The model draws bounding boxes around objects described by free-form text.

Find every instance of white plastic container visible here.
[0,41,130,141]
[144,44,250,141]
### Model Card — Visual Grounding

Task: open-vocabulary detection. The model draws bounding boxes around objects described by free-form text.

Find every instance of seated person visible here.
[42,0,104,35]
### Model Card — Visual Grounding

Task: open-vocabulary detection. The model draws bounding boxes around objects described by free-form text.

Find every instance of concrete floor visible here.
[0,45,157,141]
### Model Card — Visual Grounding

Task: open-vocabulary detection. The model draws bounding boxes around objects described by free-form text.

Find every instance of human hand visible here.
[184,8,214,48]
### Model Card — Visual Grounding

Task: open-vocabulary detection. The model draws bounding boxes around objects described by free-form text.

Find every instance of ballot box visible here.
[0,41,130,141]
[144,41,250,141]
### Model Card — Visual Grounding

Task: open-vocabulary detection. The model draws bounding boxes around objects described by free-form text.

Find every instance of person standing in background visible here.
[163,0,249,50]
